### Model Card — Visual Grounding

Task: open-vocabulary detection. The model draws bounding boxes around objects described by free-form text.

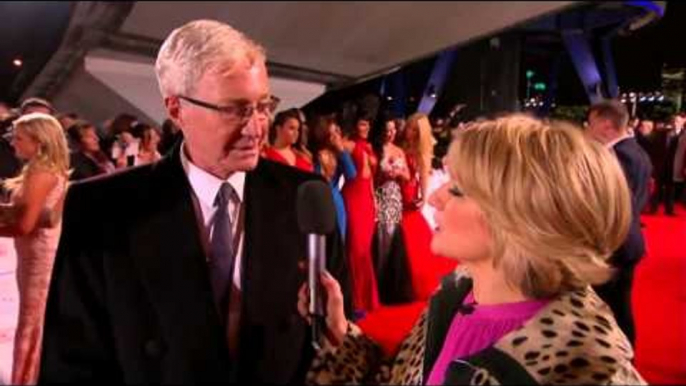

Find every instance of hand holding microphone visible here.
[297,271,348,347]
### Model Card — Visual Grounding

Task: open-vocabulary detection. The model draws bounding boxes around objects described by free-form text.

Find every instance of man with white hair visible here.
[40,20,350,383]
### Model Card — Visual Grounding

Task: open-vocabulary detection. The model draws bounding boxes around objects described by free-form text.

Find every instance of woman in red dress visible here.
[342,115,380,314]
[400,113,456,300]
[263,109,313,172]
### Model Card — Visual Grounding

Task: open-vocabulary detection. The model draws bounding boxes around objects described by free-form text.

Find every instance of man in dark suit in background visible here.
[0,108,21,196]
[40,19,350,383]
[586,100,652,347]
[647,115,685,216]
[669,113,686,209]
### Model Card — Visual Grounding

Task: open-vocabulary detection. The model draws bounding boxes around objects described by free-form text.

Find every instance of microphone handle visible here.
[308,234,326,349]
[311,314,325,351]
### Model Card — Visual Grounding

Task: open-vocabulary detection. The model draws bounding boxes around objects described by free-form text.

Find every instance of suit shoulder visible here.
[614,138,641,155]
[67,163,158,211]
[615,140,650,165]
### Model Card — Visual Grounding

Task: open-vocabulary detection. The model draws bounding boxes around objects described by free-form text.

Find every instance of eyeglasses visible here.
[178,95,280,123]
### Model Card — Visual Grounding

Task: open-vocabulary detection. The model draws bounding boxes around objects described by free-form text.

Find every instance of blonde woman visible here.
[400,113,436,210]
[0,113,69,385]
[299,115,646,385]
[399,113,453,300]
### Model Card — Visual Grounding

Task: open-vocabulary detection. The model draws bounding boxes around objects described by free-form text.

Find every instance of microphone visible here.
[296,180,336,350]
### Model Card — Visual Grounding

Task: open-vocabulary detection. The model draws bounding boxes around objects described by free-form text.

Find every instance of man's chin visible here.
[231,154,260,171]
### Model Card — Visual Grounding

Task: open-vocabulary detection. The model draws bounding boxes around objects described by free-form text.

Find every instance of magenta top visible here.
[426,292,549,385]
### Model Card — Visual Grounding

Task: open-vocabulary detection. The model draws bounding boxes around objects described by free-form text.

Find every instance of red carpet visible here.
[359,211,457,355]
[359,206,686,384]
[634,206,686,384]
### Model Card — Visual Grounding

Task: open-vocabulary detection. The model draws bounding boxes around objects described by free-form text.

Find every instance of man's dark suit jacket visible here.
[69,152,106,181]
[642,129,682,180]
[613,137,652,264]
[39,144,351,383]
[0,136,20,179]
[666,129,685,181]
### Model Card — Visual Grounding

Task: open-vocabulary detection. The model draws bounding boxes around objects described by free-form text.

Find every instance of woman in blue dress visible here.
[309,115,356,241]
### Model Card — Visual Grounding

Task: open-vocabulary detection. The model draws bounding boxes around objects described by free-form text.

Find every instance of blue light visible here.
[625,1,666,18]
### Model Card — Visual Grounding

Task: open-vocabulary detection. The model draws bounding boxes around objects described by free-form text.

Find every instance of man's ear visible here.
[165,96,183,129]
[604,120,618,136]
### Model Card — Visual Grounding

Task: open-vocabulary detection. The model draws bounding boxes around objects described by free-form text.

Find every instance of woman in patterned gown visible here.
[0,113,70,385]
[372,115,412,303]
[341,114,379,315]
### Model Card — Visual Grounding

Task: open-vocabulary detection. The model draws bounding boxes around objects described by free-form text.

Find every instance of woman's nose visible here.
[429,183,448,210]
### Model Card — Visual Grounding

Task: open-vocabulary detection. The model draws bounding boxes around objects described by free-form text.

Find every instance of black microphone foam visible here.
[297,180,336,235]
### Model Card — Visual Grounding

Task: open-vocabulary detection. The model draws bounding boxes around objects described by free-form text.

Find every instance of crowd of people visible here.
[0,17,680,385]
[0,99,171,188]
[261,107,450,313]
[632,113,686,215]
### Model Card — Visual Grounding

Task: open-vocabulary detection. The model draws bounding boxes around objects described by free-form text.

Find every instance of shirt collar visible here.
[180,142,245,207]
[606,133,632,149]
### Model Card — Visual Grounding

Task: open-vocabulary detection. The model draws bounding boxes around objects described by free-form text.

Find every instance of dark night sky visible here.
[0,2,683,108]
[518,1,684,106]
[612,1,686,91]
[0,2,71,105]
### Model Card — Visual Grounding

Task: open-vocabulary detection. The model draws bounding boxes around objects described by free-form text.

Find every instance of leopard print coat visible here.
[306,269,646,385]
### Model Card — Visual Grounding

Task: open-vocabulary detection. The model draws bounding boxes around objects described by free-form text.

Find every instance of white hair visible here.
[155,19,266,98]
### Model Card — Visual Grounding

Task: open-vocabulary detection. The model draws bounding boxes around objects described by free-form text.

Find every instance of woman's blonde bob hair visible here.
[446,114,631,298]
[5,113,70,191]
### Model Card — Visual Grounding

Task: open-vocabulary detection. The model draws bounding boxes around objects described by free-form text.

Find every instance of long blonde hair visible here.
[403,113,435,171]
[4,113,70,191]
[446,114,631,298]
[402,113,436,198]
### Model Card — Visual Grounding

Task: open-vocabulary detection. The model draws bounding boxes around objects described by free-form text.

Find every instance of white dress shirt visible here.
[180,144,246,290]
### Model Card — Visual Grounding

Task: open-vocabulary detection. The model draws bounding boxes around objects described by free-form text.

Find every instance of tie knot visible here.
[214,182,236,207]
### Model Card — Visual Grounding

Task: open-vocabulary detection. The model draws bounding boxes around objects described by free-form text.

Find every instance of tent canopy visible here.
[25,1,577,124]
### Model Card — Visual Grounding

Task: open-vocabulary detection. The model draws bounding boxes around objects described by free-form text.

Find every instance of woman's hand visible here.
[330,130,345,153]
[298,271,349,346]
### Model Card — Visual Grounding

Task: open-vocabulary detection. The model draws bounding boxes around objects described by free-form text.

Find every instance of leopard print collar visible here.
[490,286,635,384]
[429,268,640,385]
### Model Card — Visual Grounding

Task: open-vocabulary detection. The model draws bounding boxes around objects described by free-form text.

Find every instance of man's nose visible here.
[241,117,262,138]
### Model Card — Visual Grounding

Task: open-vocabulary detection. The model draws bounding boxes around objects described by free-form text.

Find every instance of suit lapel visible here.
[129,147,230,365]
[240,160,306,322]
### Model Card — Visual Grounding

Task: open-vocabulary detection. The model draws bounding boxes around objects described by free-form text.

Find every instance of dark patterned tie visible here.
[210,182,236,323]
